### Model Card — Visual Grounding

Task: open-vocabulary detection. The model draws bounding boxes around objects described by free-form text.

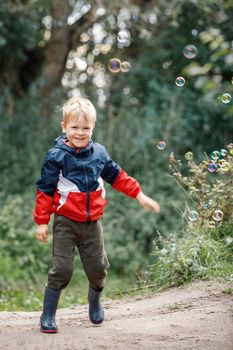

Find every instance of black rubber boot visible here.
[40,286,61,333]
[88,286,104,325]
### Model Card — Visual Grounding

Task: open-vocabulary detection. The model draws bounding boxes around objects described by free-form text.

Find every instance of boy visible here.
[34,97,160,333]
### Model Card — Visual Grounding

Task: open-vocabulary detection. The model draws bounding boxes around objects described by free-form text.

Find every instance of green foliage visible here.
[103,178,183,275]
[0,91,62,194]
[144,231,233,288]
[143,146,233,288]
[0,192,51,289]
[169,143,233,230]
[0,288,43,311]
[0,1,46,68]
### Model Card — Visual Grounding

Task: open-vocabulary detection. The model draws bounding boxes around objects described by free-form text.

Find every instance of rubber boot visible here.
[88,286,104,325]
[40,286,61,333]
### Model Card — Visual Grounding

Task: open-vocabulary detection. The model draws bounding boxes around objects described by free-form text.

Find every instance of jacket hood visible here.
[53,135,93,155]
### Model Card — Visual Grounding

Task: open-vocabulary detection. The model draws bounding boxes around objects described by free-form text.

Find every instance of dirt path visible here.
[0,280,232,350]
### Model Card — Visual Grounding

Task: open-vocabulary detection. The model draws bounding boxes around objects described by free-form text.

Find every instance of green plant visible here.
[169,143,233,232]
[143,145,233,289]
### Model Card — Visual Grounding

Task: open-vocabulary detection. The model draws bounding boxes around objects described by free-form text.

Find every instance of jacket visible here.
[34,136,141,224]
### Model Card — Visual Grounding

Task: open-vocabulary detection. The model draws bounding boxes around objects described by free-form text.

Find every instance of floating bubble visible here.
[175,76,185,87]
[220,93,232,104]
[120,61,131,73]
[210,151,220,161]
[212,209,224,222]
[203,203,209,209]
[208,162,217,173]
[229,149,233,156]
[157,141,166,150]
[218,160,230,171]
[191,29,198,36]
[108,58,121,73]
[183,45,197,59]
[117,30,130,43]
[188,210,198,222]
[220,149,227,157]
[208,221,216,228]
[219,159,226,167]
[184,151,193,160]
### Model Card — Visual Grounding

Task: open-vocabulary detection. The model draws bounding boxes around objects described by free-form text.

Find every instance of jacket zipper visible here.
[83,163,90,221]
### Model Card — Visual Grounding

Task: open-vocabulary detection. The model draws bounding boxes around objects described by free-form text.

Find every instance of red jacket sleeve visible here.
[112,169,141,198]
[33,190,53,224]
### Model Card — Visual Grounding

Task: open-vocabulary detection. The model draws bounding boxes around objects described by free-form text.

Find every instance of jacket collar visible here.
[54,135,93,155]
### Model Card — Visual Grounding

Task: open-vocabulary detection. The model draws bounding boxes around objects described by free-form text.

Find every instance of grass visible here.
[0,265,137,312]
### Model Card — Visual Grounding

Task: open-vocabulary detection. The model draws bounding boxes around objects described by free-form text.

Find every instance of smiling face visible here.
[61,116,94,149]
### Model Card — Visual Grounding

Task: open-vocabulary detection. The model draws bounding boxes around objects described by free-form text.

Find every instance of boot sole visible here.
[40,328,58,333]
[90,318,104,325]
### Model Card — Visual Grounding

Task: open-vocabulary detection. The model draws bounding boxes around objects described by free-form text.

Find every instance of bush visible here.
[143,144,233,288]
[0,192,52,289]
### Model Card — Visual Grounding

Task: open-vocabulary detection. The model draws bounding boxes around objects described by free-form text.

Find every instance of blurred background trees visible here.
[0,0,232,310]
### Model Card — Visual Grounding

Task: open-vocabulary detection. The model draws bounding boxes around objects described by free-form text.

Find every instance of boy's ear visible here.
[61,121,66,133]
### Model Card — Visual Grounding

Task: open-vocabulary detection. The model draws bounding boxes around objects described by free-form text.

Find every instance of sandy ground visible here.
[0,280,232,350]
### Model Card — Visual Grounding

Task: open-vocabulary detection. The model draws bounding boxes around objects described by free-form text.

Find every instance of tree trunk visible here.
[39,0,71,97]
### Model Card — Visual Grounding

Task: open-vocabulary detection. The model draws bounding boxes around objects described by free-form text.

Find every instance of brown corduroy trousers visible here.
[47,215,110,291]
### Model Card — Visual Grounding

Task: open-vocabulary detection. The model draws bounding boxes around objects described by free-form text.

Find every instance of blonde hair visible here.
[62,97,96,125]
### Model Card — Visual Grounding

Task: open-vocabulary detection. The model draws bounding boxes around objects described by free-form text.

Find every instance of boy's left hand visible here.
[136,192,160,213]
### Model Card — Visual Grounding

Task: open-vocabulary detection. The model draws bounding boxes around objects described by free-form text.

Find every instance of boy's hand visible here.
[136,192,160,213]
[36,224,49,243]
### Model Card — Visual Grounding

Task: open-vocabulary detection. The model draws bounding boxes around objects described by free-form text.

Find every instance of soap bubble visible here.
[117,30,130,43]
[208,162,217,173]
[188,210,198,222]
[220,93,232,104]
[157,141,166,150]
[120,61,131,72]
[210,151,220,161]
[184,151,193,160]
[108,58,121,73]
[208,221,216,228]
[212,209,223,221]
[175,76,185,87]
[183,45,197,59]
[203,203,209,209]
[218,160,230,171]
[229,149,233,156]
[191,29,198,36]
[220,149,227,157]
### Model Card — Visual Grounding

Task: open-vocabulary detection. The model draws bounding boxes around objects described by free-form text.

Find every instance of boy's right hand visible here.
[36,224,49,243]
